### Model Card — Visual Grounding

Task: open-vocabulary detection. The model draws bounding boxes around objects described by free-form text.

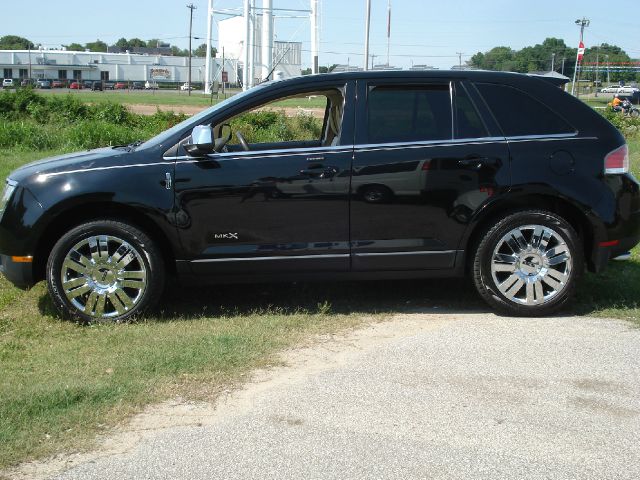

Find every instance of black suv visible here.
[0,71,638,322]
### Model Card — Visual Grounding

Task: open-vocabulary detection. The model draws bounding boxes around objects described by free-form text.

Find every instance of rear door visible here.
[350,79,510,272]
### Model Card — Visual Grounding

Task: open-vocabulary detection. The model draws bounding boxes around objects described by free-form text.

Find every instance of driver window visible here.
[213,89,345,153]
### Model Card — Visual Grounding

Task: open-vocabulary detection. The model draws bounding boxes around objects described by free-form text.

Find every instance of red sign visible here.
[221,71,228,82]
[577,41,585,63]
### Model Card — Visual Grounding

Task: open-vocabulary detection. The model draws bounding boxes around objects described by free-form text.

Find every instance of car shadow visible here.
[36,257,639,322]
[152,277,489,321]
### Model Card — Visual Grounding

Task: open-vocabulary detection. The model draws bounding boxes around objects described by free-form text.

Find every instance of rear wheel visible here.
[473,210,582,316]
[46,220,165,323]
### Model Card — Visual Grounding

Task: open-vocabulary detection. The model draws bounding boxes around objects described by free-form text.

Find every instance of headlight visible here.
[0,179,18,219]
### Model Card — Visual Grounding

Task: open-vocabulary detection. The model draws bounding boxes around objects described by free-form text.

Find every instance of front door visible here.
[173,81,355,277]
[351,79,510,271]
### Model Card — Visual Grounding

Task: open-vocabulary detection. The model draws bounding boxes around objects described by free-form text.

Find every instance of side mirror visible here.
[185,125,215,157]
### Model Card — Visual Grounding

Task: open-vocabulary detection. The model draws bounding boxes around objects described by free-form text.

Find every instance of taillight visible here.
[604,144,629,174]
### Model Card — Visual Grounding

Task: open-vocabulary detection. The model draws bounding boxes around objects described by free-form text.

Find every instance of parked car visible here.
[20,79,34,87]
[114,82,127,90]
[69,82,81,90]
[180,82,194,91]
[104,82,115,90]
[132,82,143,90]
[145,80,158,90]
[0,71,638,322]
[601,86,620,93]
[2,78,14,88]
[36,79,51,89]
[91,81,103,91]
[51,80,65,88]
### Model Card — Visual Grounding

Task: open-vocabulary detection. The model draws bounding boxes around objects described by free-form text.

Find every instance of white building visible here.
[0,49,238,85]
[218,15,302,86]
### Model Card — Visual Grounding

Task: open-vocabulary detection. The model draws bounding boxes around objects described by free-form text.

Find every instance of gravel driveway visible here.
[14,313,640,480]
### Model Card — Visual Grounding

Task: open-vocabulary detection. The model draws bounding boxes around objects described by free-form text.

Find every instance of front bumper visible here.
[0,254,35,289]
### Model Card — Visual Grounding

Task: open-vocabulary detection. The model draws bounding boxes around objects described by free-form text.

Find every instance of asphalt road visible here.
[23,313,640,480]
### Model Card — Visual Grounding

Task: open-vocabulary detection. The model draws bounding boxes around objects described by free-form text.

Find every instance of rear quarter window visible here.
[475,83,576,137]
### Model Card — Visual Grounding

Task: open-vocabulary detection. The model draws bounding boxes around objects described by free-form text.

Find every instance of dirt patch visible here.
[127,104,326,119]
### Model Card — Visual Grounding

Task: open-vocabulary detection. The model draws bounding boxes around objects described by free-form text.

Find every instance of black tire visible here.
[473,210,582,316]
[46,219,165,323]
[361,185,393,204]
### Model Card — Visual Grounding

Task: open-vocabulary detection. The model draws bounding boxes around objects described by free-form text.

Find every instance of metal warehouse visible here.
[0,48,234,85]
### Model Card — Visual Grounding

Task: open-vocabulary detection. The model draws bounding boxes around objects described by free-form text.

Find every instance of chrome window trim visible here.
[164,144,354,162]
[191,253,350,263]
[353,134,596,153]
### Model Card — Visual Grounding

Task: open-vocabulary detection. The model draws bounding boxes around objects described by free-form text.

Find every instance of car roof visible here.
[266,69,543,86]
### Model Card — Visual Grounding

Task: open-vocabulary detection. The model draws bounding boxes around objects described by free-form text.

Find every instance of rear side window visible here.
[367,85,452,143]
[475,83,575,137]
[454,84,488,139]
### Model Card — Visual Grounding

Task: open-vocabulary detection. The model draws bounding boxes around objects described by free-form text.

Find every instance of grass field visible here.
[0,103,639,471]
[35,89,329,110]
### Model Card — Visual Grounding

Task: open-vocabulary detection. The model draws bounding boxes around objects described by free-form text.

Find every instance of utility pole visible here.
[456,52,464,68]
[310,0,319,74]
[243,0,250,91]
[595,46,599,90]
[571,17,589,96]
[606,54,610,84]
[363,0,371,71]
[204,0,214,94]
[561,57,566,75]
[551,52,556,72]
[386,0,391,66]
[28,45,32,80]
[186,3,197,97]
[261,0,273,81]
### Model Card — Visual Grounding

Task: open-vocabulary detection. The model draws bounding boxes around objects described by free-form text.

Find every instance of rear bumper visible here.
[592,210,640,272]
[0,254,35,289]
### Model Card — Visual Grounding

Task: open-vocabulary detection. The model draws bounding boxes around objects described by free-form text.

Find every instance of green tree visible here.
[85,40,108,52]
[170,46,189,56]
[193,43,217,57]
[0,35,35,50]
[128,38,147,48]
[115,37,130,49]
[64,43,85,51]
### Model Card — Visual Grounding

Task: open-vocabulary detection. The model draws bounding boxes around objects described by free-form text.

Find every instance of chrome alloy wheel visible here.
[60,235,147,319]
[490,224,572,306]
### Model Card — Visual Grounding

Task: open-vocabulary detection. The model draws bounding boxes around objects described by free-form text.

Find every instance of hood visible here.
[8,147,130,183]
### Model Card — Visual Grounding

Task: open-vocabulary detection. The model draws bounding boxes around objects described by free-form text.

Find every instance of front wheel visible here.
[473,210,582,316]
[46,220,165,323]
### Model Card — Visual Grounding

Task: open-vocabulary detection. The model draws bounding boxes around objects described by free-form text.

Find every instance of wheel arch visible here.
[461,193,598,273]
[33,202,177,282]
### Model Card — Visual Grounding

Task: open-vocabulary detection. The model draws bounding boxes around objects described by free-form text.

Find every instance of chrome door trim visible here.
[191,253,350,263]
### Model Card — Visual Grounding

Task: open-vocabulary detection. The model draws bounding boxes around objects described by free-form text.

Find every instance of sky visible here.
[3,0,640,70]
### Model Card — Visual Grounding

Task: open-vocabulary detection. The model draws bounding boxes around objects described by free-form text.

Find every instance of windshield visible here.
[137,85,270,150]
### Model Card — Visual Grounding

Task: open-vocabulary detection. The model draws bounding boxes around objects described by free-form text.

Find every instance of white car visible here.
[601,86,620,93]
[2,78,14,88]
[180,82,194,91]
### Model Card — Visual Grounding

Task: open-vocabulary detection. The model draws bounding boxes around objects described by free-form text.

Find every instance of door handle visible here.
[458,156,495,169]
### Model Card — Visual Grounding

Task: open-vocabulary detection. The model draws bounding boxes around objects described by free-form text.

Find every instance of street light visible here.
[571,17,590,96]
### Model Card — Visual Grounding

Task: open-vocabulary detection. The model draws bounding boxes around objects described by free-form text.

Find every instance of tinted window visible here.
[367,85,452,143]
[475,83,575,137]
[454,84,488,139]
